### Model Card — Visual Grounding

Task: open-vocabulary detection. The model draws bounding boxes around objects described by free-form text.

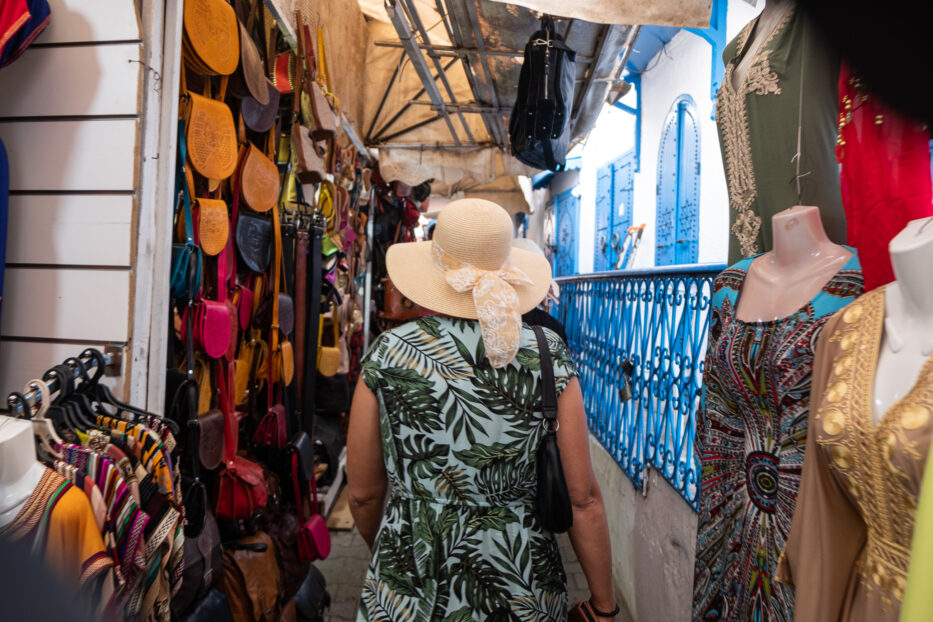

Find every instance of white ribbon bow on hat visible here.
[432,242,533,368]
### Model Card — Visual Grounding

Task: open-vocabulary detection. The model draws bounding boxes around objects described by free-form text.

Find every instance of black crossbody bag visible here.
[532,325,573,533]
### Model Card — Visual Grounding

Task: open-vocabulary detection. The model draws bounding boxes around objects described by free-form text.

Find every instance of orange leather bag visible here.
[182,88,239,184]
[237,118,279,213]
[183,0,239,76]
[194,198,229,256]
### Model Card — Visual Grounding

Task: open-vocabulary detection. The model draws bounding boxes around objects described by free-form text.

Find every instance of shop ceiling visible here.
[271,0,713,212]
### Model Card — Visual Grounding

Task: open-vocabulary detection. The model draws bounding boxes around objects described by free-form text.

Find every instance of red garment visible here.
[837,61,933,291]
[0,0,29,58]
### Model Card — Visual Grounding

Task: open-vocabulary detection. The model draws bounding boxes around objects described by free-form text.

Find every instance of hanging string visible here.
[790,24,811,205]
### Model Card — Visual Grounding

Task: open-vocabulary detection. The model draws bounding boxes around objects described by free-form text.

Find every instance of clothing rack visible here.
[5,348,118,418]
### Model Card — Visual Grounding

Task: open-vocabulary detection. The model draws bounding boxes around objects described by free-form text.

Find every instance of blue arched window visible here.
[655,95,700,266]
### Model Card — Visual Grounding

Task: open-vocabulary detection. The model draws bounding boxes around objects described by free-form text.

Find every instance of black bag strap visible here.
[532,326,558,424]
[301,221,324,434]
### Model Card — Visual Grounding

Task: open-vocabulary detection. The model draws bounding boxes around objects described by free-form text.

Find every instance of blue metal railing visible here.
[553,263,725,510]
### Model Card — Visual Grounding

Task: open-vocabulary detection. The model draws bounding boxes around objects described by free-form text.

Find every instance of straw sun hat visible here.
[386,198,552,367]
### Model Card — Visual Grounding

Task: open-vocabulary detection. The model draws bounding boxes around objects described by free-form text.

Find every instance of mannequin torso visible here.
[872,218,933,423]
[0,418,45,528]
[731,0,793,89]
[736,205,853,322]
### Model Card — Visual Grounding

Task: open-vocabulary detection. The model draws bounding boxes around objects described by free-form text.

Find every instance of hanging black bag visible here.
[532,325,573,532]
[509,16,577,172]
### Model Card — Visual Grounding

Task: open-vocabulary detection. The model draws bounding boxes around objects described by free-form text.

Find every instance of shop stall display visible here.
[693,206,864,621]
[717,0,845,264]
[778,217,933,621]
[160,2,372,620]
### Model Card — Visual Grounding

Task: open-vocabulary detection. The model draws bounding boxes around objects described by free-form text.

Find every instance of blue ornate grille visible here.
[554,189,580,276]
[554,264,725,509]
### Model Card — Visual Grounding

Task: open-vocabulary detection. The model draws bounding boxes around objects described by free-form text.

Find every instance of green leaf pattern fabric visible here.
[358,317,577,621]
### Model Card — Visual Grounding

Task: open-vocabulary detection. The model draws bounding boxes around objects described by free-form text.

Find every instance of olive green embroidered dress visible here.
[718,4,845,264]
[358,316,577,621]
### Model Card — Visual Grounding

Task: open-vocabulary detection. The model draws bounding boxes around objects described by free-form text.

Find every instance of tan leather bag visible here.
[195,198,229,256]
[237,119,279,213]
[236,21,269,105]
[183,90,239,183]
[183,0,239,76]
[317,306,340,378]
[222,531,283,622]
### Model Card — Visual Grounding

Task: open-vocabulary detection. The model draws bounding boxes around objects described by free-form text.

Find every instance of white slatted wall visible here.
[0,0,143,399]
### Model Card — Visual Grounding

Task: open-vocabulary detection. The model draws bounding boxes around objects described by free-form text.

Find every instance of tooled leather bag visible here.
[532,325,573,533]
[289,431,331,562]
[183,0,239,76]
[182,74,239,184]
[237,117,279,214]
[229,0,268,105]
[216,360,268,521]
[222,531,283,622]
[237,212,273,273]
[193,198,229,256]
[182,295,231,360]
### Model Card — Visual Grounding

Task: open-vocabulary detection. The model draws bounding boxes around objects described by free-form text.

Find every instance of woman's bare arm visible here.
[558,377,617,618]
[346,381,388,549]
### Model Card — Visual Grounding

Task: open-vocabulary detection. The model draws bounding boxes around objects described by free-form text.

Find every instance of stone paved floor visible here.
[317,528,631,621]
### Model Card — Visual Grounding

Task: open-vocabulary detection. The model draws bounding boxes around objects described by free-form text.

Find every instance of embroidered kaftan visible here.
[358,317,576,621]
[777,287,933,621]
[717,5,845,264]
[692,253,864,621]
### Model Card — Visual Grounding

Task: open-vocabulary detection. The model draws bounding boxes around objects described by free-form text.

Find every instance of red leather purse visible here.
[182,300,231,360]
[216,361,268,521]
[253,402,287,450]
[290,436,330,561]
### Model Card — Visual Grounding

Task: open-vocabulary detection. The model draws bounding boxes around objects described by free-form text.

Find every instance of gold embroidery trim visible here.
[718,6,794,258]
[816,288,933,605]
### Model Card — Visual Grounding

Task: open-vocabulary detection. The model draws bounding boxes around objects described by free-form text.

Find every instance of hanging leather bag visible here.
[183,0,239,76]
[222,531,283,622]
[532,325,573,533]
[173,510,223,617]
[242,79,280,133]
[289,432,331,561]
[194,198,229,256]
[237,117,280,214]
[171,122,204,301]
[216,360,269,521]
[182,68,239,185]
[317,305,340,378]
[380,275,423,321]
[229,0,269,105]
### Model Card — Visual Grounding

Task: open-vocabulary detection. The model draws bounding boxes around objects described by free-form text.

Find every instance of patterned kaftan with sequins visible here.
[692,253,863,621]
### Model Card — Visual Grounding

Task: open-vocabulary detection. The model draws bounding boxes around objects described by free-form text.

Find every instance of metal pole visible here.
[363,187,375,353]
[459,0,508,148]
[370,58,458,143]
[385,0,462,146]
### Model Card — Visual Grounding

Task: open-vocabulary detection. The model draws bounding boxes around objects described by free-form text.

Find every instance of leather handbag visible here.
[172,122,203,301]
[380,276,423,321]
[237,117,280,213]
[532,325,573,533]
[273,50,297,94]
[253,403,287,450]
[233,284,254,331]
[237,211,274,272]
[233,15,269,105]
[198,405,225,472]
[266,511,308,601]
[216,361,269,521]
[317,306,340,378]
[308,28,339,136]
[291,123,327,185]
[183,0,239,76]
[185,298,231,360]
[181,589,235,622]
[182,89,239,184]
[222,531,283,622]
[289,432,331,562]
[243,79,280,133]
[194,198,229,256]
[173,510,223,616]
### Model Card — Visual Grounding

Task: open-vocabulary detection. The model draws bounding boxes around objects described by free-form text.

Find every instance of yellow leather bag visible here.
[317,306,340,378]
[183,91,239,184]
[195,198,229,256]
[183,0,239,76]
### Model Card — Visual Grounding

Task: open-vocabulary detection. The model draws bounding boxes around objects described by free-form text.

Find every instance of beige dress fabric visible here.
[777,287,933,621]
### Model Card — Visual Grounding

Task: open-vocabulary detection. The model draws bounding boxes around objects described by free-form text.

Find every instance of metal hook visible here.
[128,59,162,93]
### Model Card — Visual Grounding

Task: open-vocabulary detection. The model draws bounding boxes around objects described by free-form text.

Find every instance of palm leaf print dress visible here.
[358,316,577,621]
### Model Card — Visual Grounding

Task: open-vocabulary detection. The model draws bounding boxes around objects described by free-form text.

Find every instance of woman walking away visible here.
[347,199,618,621]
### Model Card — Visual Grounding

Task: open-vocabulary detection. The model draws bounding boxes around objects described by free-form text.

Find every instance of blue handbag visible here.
[171,120,203,301]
